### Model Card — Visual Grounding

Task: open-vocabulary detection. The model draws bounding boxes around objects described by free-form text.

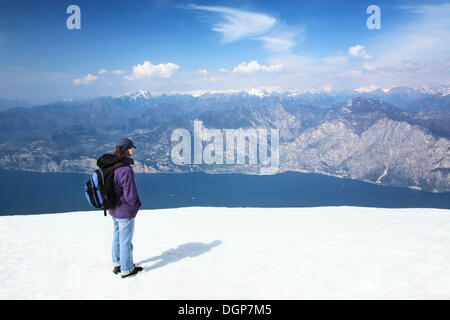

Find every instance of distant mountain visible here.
[1,85,448,140]
[356,85,450,111]
[405,94,450,112]
[320,98,412,134]
[0,99,33,112]
[0,88,449,192]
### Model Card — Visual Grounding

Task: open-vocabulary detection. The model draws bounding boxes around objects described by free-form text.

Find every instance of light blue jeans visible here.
[112,217,135,276]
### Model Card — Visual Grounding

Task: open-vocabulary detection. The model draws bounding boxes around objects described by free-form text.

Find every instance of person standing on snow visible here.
[97,138,143,278]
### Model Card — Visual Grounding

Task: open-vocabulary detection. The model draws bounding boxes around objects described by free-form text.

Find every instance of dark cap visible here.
[115,138,136,151]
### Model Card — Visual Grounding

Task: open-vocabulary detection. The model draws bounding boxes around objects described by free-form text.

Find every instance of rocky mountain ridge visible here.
[0,89,449,192]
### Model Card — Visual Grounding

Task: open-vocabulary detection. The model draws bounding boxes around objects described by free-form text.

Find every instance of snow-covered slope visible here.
[1,206,449,299]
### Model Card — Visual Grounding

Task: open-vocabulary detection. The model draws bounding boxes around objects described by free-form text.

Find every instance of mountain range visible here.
[0,85,449,192]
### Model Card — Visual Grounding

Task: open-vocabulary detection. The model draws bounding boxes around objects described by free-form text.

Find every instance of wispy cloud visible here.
[187,4,275,42]
[258,30,300,52]
[186,4,301,52]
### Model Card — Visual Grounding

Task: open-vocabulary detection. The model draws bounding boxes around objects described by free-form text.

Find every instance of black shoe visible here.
[112,266,121,274]
[121,266,143,278]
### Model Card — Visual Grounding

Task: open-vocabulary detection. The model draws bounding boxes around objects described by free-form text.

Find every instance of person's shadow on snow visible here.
[137,240,222,272]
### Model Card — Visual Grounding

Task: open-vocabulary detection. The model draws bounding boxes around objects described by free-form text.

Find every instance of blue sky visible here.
[0,0,449,103]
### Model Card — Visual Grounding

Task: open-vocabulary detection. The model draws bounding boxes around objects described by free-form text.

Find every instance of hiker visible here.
[97,138,143,278]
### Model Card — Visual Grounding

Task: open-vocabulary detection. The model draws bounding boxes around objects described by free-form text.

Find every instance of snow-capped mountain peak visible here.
[120,90,152,100]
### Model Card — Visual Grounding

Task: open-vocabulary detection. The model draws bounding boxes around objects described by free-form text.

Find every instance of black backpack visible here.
[84,154,129,216]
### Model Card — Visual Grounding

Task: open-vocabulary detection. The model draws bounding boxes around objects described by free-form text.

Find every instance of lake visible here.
[0,169,449,216]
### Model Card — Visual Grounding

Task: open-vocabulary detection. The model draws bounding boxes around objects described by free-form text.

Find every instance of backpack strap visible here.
[100,160,130,217]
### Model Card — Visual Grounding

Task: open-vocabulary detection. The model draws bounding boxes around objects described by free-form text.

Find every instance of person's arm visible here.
[119,167,140,207]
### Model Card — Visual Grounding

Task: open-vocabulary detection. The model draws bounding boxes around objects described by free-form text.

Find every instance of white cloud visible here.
[348,45,372,60]
[97,69,124,75]
[258,34,296,52]
[218,67,229,73]
[232,60,283,74]
[125,61,179,80]
[186,4,301,52]
[188,4,276,43]
[73,74,99,85]
[198,69,208,75]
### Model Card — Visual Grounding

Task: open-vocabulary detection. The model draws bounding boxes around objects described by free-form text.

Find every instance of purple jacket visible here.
[109,157,142,219]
